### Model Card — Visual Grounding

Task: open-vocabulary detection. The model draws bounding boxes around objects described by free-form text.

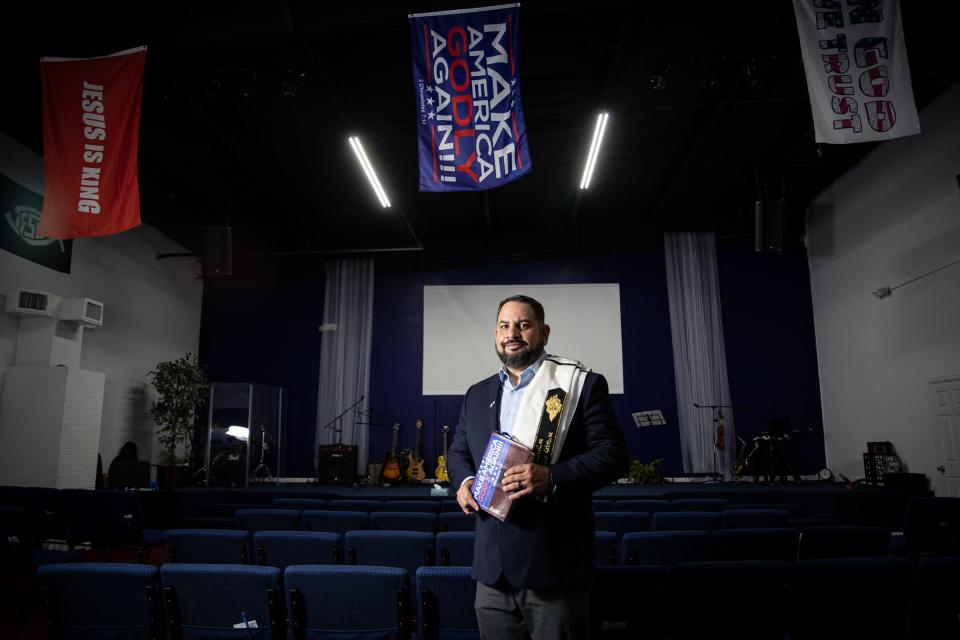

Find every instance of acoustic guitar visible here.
[405,419,426,482]
[435,425,449,484]
[381,422,402,483]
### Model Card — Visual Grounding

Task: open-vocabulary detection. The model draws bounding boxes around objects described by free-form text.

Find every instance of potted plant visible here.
[148,353,209,489]
[628,458,666,484]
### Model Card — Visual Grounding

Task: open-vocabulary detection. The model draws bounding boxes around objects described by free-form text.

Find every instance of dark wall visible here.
[369,252,684,476]
[716,243,826,474]
[199,269,324,477]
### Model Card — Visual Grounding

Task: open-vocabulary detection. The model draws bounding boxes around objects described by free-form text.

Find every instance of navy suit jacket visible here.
[446,370,629,589]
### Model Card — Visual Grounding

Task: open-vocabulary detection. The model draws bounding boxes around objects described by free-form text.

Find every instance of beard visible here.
[496,339,545,370]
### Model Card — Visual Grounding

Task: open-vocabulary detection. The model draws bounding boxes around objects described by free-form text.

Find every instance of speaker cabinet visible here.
[203,226,233,276]
[318,444,357,484]
[754,200,783,252]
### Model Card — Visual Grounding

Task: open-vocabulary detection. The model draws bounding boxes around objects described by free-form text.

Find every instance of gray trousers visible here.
[474,580,590,640]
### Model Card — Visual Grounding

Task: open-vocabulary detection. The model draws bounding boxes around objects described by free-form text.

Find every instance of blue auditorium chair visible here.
[789,558,914,640]
[721,508,791,529]
[160,563,285,639]
[386,500,441,513]
[417,566,479,640]
[438,511,474,532]
[235,507,300,532]
[616,499,671,513]
[902,496,960,557]
[594,511,651,536]
[593,499,616,511]
[327,499,383,512]
[38,562,163,640]
[591,565,669,639]
[97,490,165,562]
[24,486,68,543]
[797,525,892,559]
[595,531,619,566]
[301,509,368,535]
[272,498,327,510]
[671,498,727,512]
[621,531,710,566]
[60,488,101,549]
[1,506,86,577]
[165,529,251,564]
[370,511,437,533]
[436,531,474,566]
[651,511,721,531]
[910,557,960,640]
[710,528,800,561]
[439,500,461,513]
[346,530,435,576]
[285,565,409,640]
[669,561,793,640]
[254,530,341,568]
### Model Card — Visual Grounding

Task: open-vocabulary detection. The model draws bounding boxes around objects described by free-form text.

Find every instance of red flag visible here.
[39,46,146,239]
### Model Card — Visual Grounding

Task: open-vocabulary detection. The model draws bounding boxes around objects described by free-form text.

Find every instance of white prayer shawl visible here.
[508,355,589,464]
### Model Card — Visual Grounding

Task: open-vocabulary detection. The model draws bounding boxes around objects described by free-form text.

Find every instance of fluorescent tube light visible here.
[349,136,391,208]
[579,112,609,190]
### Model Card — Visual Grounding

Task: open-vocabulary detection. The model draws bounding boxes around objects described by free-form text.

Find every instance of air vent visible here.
[59,298,104,327]
[4,289,56,318]
[19,290,47,311]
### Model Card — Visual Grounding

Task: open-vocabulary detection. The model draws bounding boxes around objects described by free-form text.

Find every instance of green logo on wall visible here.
[0,173,72,273]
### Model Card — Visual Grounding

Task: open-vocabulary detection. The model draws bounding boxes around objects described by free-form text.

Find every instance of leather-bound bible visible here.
[471,432,533,521]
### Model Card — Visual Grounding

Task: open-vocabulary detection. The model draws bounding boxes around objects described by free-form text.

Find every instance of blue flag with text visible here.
[409,3,532,192]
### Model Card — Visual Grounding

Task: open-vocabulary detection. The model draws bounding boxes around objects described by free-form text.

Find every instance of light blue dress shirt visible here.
[498,352,547,436]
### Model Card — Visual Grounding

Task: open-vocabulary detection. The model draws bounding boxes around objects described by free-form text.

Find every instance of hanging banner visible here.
[0,173,73,273]
[409,4,532,192]
[39,46,146,239]
[792,0,920,144]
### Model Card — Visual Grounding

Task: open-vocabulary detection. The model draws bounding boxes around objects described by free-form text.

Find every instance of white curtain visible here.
[315,259,374,475]
[664,232,735,475]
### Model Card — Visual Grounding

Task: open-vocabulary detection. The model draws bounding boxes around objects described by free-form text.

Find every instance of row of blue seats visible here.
[167,526,900,573]
[593,557,960,640]
[598,526,895,565]
[38,561,470,640]
[167,529,475,571]
[231,507,799,534]
[37,557,960,640]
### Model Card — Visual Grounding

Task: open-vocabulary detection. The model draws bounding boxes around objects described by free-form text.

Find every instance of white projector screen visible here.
[422,284,624,395]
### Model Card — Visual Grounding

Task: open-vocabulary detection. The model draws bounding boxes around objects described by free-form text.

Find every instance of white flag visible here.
[793,0,920,144]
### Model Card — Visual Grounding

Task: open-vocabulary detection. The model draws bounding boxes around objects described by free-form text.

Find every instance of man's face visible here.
[495,301,550,370]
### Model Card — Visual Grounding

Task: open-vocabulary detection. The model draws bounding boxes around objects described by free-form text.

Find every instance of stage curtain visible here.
[315,259,374,476]
[664,232,735,475]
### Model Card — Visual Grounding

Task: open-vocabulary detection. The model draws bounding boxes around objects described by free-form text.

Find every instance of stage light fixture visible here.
[226,425,249,441]
[579,112,609,190]
[349,136,391,208]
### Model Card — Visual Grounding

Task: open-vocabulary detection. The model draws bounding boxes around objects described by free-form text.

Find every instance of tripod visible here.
[251,426,274,483]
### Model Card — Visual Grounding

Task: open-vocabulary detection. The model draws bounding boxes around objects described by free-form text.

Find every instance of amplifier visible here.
[318,444,357,484]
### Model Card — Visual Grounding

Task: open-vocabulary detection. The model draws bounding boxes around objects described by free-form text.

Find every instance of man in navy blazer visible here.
[447,295,629,639]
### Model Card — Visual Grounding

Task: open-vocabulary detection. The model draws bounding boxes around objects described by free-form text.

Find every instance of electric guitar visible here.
[381,423,402,482]
[405,419,426,482]
[435,425,449,484]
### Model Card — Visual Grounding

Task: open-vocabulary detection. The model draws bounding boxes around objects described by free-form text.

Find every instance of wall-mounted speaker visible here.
[203,226,233,276]
[754,200,783,252]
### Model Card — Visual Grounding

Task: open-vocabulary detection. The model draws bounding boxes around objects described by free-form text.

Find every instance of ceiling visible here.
[1,1,955,273]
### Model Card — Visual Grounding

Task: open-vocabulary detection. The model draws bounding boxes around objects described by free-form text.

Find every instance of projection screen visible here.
[422,284,624,395]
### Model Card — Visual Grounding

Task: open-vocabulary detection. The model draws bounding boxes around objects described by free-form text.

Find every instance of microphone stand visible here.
[320,395,366,446]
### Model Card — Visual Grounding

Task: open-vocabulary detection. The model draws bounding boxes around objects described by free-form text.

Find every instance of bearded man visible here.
[446,294,629,640]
